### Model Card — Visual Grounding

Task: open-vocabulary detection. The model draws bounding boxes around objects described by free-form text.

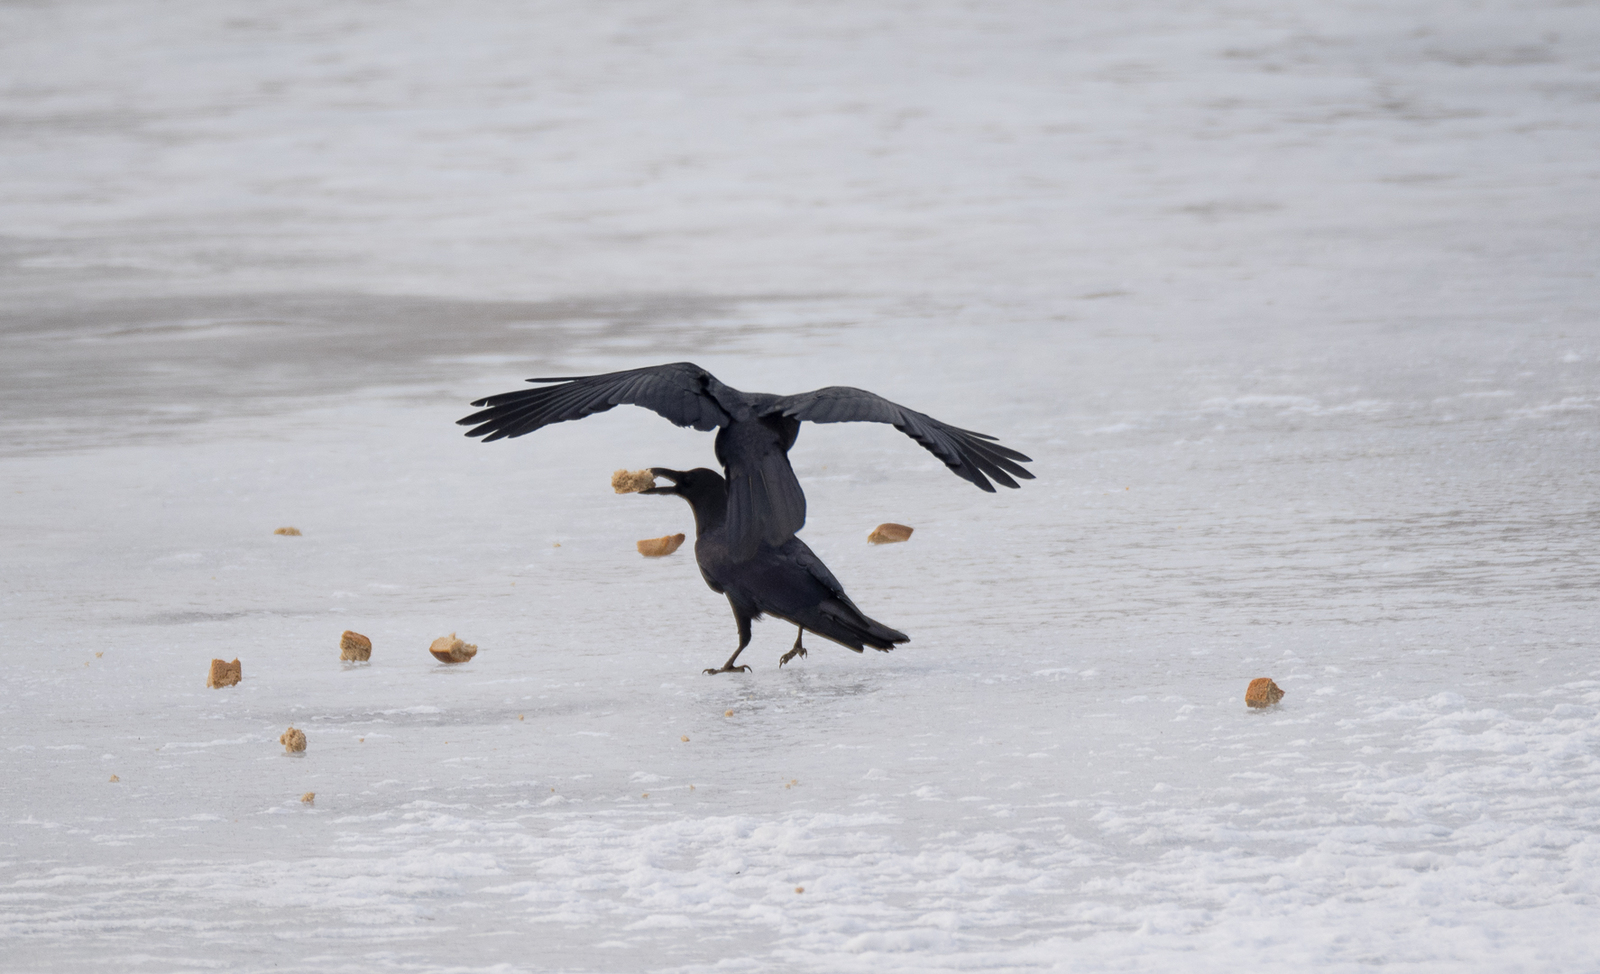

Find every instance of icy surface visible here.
[2,1,1598,971]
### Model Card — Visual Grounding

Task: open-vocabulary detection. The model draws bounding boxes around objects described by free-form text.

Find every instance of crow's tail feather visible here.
[796,598,909,653]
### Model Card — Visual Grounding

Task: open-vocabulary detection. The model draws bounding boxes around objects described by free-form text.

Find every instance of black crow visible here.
[640,467,908,673]
[458,362,1034,560]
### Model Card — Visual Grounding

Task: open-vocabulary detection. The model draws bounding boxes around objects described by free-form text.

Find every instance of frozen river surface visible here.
[1,1,1598,971]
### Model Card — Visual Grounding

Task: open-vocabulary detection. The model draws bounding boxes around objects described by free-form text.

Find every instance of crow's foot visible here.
[703,664,752,675]
[778,646,808,668]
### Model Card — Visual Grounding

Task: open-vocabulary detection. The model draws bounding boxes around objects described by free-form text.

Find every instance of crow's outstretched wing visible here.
[457,362,731,440]
[767,387,1034,491]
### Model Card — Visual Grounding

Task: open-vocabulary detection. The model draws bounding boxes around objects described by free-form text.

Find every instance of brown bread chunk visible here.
[429,633,478,664]
[611,469,657,493]
[1245,678,1285,708]
[637,533,686,557]
[339,630,372,661]
[206,658,241,688]
[867,523,914,544]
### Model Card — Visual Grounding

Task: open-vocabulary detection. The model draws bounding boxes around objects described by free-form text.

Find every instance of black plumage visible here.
[640,467,908,673]
[458,362,1034,560]
[458,362,1033,671]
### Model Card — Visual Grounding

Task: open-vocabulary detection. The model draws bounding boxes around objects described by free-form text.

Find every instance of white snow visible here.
[2,0,1598,971]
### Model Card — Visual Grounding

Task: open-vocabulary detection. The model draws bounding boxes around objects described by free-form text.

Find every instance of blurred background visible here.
[3,0,1594,446]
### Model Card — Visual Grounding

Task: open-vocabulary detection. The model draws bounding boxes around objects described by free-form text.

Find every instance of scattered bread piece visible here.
[280,727,306,753]
[109,774,119,783]
[637,533,686,557]
[611,469,656,493]
[724,710,733,717]
[274,526,302,536]
[301,792,315,804]
[1245,678,1286,708]
[206,658,242,688]
[681,735,689,742]
[429,633,478,664]
[867,523,914,544]
[795,887,805,894]
[339,630,372,662]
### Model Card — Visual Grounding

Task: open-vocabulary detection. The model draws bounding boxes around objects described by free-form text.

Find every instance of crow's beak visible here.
[639,468,681,495]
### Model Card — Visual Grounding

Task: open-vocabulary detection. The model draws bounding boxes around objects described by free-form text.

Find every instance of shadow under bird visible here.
[458,362,1034,672]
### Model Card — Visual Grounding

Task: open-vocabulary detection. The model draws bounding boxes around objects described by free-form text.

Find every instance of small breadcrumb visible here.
[429,634,478,664]
[207,658,241,688]
[339,630,371,662]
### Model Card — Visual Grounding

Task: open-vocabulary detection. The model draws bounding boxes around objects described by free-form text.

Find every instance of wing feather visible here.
[458,362,731,438]
[779,537,848,600]
[963,437,1033,482]
[770,387,1034,491]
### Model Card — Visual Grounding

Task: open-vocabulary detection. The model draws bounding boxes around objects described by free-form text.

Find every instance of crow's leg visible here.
[778,627,809,668]
[705,602,753,675]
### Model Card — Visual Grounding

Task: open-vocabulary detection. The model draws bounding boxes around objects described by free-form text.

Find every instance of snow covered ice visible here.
[2,1,1598,971]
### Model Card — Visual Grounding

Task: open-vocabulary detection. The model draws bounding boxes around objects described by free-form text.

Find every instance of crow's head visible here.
[640,467,727,527]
